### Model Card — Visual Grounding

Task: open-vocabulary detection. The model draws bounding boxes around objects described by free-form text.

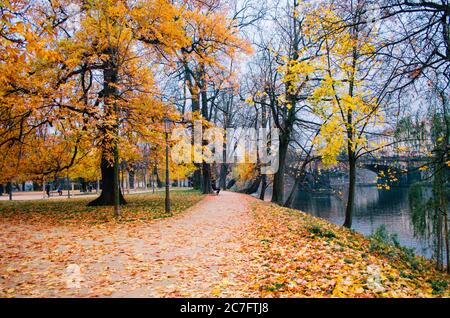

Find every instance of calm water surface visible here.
[292,185,433,258]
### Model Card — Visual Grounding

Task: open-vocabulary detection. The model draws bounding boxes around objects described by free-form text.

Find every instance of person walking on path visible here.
[211,178,221,195]
[57,185,63,196]
[6,182,12,201]
[45,184,51,198]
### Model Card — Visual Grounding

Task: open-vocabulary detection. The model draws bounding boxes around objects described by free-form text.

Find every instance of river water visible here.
[292,184,433,258]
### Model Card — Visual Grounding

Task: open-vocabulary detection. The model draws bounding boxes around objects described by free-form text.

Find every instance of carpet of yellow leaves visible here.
[0,190,206,297]
[248,201,450,298]
[1,190,448,298]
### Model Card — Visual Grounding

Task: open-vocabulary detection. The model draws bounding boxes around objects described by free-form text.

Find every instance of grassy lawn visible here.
[0,189,205,225]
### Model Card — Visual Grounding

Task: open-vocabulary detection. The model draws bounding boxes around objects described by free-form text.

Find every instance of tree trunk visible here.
[88,49,124,208]
[436,206,443,271]
[344,155,356,228]
[219,163,227,190]
[113,140,121,217]
[443,207,450,274]
[259,175,267,200]
[7,181,12,200]
[271,135,289,204]
[239,176,262,195]
[201,162,212,194]
[88,155,126,206]
[270,1,298,205]
[185,64,202,191]
[144,169,148,190]
[81,179,87,192]
[129,170,135,190]
[284,177,301,208]
[192,169,201,190]
[199,64,213,195]
[219,140,228,190]
[342,24,359,229]
[120,165,125,191]
[151,172,155,193]
[227,179,236,189]
[285,158,311,207]
[156,170,163,188]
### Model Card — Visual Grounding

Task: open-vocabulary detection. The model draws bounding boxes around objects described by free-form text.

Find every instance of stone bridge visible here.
[287,155,429,188]
[358,156,428,184]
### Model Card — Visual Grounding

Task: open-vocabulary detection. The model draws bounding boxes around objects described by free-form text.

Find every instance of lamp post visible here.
[163,117,173,216]
[67,170,71,199]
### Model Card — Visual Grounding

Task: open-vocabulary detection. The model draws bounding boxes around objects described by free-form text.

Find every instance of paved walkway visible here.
[0,191,259,297]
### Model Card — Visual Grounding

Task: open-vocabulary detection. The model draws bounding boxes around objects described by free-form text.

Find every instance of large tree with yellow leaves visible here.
[0,0,249,209]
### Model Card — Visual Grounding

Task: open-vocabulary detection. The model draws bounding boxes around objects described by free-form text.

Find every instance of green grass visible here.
[0,189,205,225]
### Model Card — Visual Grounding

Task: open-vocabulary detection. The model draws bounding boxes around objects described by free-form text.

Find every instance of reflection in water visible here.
[292,186,432,258]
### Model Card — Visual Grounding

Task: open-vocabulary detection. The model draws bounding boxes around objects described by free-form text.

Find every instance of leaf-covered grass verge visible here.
[250,201,450,298]
[0,190,205,226]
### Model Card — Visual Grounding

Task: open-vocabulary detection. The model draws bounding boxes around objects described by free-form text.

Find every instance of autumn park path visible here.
[0,191,259,297]
[119,191,258,297]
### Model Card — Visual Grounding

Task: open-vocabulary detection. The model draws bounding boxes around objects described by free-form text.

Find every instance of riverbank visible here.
[249,199,449,297]
[292,185,435,258]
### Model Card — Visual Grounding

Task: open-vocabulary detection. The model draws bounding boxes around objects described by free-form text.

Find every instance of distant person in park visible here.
[211,178,221,196]
[45,184,51,198]
[57,185,63,196]
[6,183,12,200]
